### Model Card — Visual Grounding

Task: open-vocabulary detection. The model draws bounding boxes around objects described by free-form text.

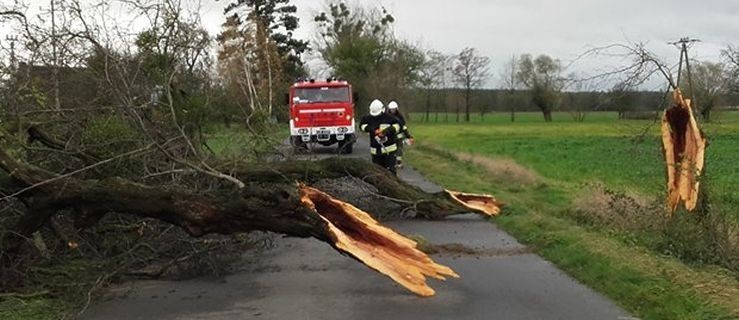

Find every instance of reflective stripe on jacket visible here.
[359,113,402,153]
[391,112,412,139]
[370,143,398,155]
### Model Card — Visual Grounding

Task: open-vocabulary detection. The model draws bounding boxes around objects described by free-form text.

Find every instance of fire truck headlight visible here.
[294,117,299,122]
[338,127,348,133]
[298,128,309,134]
[346,115,351,121]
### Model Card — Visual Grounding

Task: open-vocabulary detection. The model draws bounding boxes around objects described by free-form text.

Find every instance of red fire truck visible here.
[288,78,356,153]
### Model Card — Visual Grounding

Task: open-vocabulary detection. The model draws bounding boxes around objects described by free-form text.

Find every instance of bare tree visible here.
[609,82,636,119]
[217,13,285,126]
[688,61,728,121]
[500,55,520,122]
[452,47,490,122]
[517,54,564,122]
[564,75,609,122]
[418,50,448,122]
[724,45,739,93]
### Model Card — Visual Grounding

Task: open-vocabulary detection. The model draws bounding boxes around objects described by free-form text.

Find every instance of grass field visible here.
[4,112,735,320]
[409,111,738,214]
[405,110,739,320]
[204,124,289,160]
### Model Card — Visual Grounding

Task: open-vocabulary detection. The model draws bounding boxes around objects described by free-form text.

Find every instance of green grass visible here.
[405,111,739,319]
[407,144,737,320]
[410,111,739,212]
[0,298,62,320]
[0,259,110,320]
[204,124,288,160]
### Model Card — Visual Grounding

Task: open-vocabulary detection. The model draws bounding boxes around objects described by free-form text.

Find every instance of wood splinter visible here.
[444,190,504,217]
[661,89,707,215]
[299,184,459,297]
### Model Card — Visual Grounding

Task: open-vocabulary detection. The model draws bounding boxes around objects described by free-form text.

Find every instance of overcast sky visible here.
[4,0,739,89]
[202,0,739,89]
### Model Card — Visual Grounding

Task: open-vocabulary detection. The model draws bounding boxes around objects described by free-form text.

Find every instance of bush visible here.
[568,183,739,273]
[622,111,659,120]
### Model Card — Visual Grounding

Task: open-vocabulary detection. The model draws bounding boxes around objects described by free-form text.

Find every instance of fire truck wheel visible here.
[291,137,308,154]
[338,140,353,154]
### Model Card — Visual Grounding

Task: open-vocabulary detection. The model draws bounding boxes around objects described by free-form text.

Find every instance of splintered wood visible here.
[299,185,459,297]
[444,190,503,217]
[661,89,707,215]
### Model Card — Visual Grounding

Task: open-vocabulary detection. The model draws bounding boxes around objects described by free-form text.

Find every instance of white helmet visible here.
[388,101,399,110]
[369,99,384,116]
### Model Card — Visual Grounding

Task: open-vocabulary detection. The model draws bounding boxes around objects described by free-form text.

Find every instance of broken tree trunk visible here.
[300,185,458,296]
[229,158,479,219]
[0,146,493,296]
[661,89,707,215]
[444,190,503,217]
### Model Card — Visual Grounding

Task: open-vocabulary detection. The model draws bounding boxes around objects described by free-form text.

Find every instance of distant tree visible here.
[688,61,728,121]
[452,47,490,122]
[609,82,636,119]
[132,2,214,139]
[500,55,520,122]
[516,54,564,122]
[564,75,606,122]
[225,0,309,79]
[314,1,424,105]
[217,12,285,123]
[135,17,211,84]
[419,50,449,122]
[722,45,739,94]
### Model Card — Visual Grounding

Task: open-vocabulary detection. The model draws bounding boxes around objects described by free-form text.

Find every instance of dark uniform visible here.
[359,113,402,174]
[390,111,412,165]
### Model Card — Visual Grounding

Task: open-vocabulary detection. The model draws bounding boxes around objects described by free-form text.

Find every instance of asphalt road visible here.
[81,138,633,320]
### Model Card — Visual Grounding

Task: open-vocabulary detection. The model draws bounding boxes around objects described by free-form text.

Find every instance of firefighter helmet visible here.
[388,101,399,110]
[369,99,384,116]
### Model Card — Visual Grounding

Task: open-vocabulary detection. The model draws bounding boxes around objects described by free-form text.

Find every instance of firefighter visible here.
[387,100,413,168]
[360,99,402,174]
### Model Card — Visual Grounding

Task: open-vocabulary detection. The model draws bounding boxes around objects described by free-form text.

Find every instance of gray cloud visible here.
[272,0,738,88]
[4,0,735,89]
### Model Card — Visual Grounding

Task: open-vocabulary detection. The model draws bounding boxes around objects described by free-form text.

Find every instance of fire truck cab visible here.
[288,78,356,153]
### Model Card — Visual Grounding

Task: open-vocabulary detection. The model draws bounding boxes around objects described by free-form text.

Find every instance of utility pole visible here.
[668,37,700,107]
[51,0,61,110]
[6,35,18,69]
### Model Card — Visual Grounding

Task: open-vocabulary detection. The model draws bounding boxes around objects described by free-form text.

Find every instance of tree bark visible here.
[543,109,553,122]
[0,155,469,238]
[425,90,431,122]
[465,88,471,122]
[229,158,471,220]
[511,107,515,122]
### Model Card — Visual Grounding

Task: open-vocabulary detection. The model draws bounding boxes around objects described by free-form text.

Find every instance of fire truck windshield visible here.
[293,87,350,103]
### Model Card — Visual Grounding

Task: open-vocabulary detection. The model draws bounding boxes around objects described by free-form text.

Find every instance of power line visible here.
[668,37,700,110]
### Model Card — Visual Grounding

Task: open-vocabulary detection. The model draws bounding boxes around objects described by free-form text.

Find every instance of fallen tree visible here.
[0,143,500,296]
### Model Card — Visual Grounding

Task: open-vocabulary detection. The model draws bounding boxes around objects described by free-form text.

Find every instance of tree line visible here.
[400,88,695,121]
[3,1,739,131]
